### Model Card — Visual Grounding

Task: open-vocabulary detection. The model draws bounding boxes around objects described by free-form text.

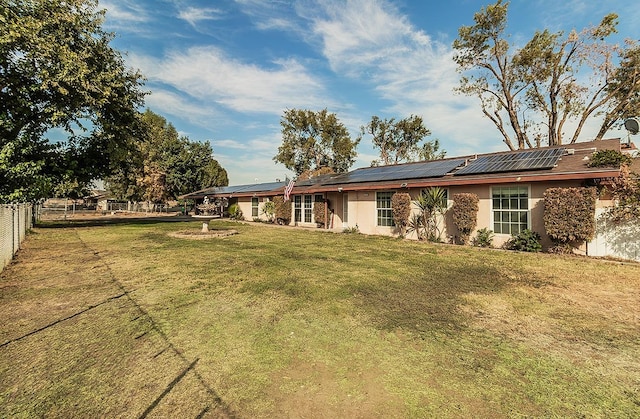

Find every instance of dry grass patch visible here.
[1,219,639,417]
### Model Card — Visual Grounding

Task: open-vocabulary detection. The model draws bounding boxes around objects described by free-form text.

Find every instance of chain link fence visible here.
[1,204,36,273]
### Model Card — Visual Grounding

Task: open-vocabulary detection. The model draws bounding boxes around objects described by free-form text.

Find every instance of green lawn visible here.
[1,219,639,417]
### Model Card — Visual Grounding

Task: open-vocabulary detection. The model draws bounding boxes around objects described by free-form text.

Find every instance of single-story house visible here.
[182,139,639,260]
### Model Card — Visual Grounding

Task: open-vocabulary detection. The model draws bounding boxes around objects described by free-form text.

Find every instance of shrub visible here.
[261,200,275,222]
[504,229,542,252]
[410,187,448,241]
[472,228,494,248]
[273,196,291,225]
[313,197,326,225]
[544,187,596,253]
[391,193,411,236]
[588,149,632,168]
[342,225,359,234]
[228,203,244,220]
[451,193,479,244]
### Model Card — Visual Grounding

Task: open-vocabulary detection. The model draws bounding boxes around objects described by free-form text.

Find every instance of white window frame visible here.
[304,195,313,223]
[294,195,302,222]
[376,191,394,227]
[251,197,259,218]
[491,185,530,235]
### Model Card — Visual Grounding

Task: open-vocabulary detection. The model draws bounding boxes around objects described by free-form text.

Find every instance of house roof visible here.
[180,181,286,199]
[185,139,629,199]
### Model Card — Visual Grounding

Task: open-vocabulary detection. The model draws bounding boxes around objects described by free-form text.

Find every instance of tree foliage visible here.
[274,109,359,176]
[0,0,146,202]
[587,149,632,168]
[105,110,228,202]
[453,0,638,149]
[362,115,444,166]
[606,164,640,222]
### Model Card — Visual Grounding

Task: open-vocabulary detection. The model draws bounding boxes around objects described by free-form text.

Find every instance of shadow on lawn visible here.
[345,261,509,335]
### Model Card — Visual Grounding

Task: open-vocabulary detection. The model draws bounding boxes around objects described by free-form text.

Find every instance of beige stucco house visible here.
[182,139,638,259]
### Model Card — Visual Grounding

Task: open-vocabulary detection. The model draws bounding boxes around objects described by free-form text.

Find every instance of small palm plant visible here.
[409,187,448,241]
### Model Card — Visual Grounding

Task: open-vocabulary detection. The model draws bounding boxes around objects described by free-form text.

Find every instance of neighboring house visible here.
[182,139,639,261]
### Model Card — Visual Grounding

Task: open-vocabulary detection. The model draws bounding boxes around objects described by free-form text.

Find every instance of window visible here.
[492,186,529,234]
[376,192,394,227]
[251,197,259,218]
[294,196,302,222]
[304,195,313,223]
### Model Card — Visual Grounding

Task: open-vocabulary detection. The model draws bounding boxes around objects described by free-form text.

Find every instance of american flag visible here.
[284,179,295,201]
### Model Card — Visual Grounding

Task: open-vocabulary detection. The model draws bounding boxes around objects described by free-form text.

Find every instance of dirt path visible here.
[0,227,233,418]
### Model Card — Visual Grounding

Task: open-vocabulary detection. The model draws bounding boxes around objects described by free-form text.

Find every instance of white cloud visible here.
[133,46,332,115]
[178,7,224,27]
[212,139,248,150]
[142,89,227,133]
[100,0,149,23]
[301,0,496,153]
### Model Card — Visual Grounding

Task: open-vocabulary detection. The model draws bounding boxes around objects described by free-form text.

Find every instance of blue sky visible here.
[100,0,640,185]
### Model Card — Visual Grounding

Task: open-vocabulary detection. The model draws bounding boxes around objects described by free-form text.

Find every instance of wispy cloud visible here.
[133,46,333,115]
[145,90,214,118]
[212,139,248,150]
[299,0,493,151]
[100,0,150,23]
[178,6,225,28]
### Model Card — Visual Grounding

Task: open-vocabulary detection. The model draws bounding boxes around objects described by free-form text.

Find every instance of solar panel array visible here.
[455,148,564,176]
[189,182,286,197]
[323,159,467,185]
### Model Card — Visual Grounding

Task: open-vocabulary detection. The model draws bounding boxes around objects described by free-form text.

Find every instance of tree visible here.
[453,0,635,149]
[595,41,640,140]
[105,110,228,202]
[274,109,359,176]
[0,0,145,202]
[362,115,443,165]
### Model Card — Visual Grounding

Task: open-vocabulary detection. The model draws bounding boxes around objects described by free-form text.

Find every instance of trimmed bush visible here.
[504,229,542,252]
[273,196,291,225]
[544,187,596,253]
[313,198,326,225]
[451,193,479,244]
[392,192,411,236]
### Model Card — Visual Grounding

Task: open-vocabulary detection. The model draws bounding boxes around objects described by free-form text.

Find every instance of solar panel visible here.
[232,182,285,194]
[322,159,466,185]
[455,148,564,176]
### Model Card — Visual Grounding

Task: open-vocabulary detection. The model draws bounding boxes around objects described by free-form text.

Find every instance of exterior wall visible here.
[448,180,590,249]
[290,181,623,257]
[333,190,397,236]
[588,208,640,262]
[236,196,274,221]
[322,181,599,250]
